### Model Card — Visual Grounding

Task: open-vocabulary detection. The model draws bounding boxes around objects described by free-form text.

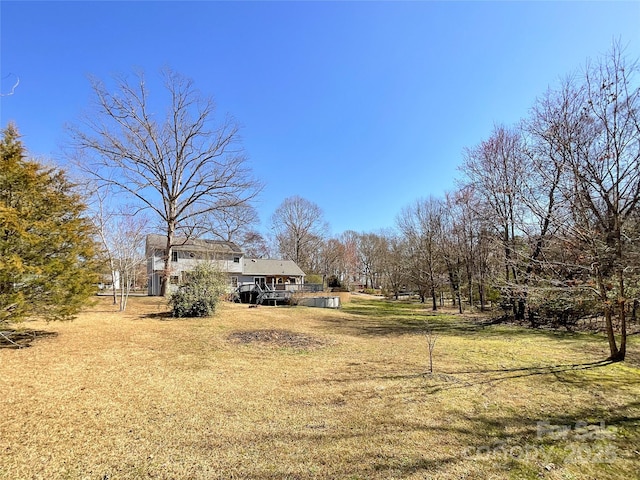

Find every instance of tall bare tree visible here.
[564,45,640,361]
[69,68,261,295]
[461,125,528,317]
[318,237,346,288]
[440,192,466,312]
[397,197,444,309]
[446,186,494,311]
[270,195,328,273]
[356,232,387,290]
[517,79,585,325]
[339,230,361,289]
[379,231,409,299]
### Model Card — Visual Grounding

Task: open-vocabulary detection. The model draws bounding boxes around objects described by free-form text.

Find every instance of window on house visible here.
[233,257,240,263]
[172,251,178,262]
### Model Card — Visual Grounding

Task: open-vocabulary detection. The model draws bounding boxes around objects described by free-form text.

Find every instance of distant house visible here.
[145,234,305,296]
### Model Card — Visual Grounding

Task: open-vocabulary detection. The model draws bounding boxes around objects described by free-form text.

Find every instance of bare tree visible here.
[461,125,528,318]
[379,231,409,299]
[517,79,585,326]
[111,213,148,311]
[440,192,466,312]
[356,232,387,291]
[564,45,640,361]
[338,230,361,290]
[69,68,261,295]
[239,230,271,258]
[93,187,119,306]
[92,187,148,310]
[446,186,494,311]
[397,197,444,310]
[424,319,438,374]
[270,196,328,273]
[201,203,260,243]
[319,237,346,288]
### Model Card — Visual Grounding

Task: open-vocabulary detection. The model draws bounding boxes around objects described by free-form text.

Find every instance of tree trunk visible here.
[616,269,627,361]
[109,259,117,305]
[119,276,126,311]
[516,297,526,322]
[504,225,511,282]
[160,226,175,297]
[603,304,621,361]
[430,285,437,311]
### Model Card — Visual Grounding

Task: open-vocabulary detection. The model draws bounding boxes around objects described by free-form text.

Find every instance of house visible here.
[145,234,305,296]
[237,258,306,290]
[146,234,243,296]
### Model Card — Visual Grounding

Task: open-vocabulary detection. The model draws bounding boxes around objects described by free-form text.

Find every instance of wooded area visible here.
[296,45,639,362]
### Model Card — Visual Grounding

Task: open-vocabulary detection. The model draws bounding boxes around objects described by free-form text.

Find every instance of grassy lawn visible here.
[1,295,638,479]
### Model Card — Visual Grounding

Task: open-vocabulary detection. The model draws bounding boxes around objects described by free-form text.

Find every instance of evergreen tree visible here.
[0,123,99,322]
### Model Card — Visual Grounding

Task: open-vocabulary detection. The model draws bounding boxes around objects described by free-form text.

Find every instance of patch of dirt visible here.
[227,329,328,350]
[0,329,58,349]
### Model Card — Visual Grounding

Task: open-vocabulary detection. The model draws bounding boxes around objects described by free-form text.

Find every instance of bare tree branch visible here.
[68,67,262,295]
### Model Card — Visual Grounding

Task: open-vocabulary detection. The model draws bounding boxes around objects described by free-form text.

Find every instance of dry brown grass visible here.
[1,296,638,479]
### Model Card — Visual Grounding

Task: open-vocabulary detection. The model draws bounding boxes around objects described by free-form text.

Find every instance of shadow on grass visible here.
[447,359,615,376]
[316,360,619,394]
[140,311,174,320]
[219,395,639,479]
[0,328,58,349]
[422,360,617,394]
[329,299,609,348]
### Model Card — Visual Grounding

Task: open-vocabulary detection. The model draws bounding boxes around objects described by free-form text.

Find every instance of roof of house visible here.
[146,234,243,256]
[242,258,306,277]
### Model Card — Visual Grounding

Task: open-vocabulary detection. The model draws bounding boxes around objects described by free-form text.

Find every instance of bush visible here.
[305,274,324,285]
[532,294,599,330]
[169,263,226,318]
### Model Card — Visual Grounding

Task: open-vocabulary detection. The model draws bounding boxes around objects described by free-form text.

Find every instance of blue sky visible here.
[2,1,639,236]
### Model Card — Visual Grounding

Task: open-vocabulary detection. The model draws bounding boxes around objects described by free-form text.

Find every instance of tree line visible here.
[284,44,639,362]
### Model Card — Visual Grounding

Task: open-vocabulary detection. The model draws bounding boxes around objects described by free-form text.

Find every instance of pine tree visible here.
[0,123,99,322]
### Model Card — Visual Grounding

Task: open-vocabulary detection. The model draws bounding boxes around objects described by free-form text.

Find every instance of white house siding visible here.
[147,255,243,296]
[145,235,305,296]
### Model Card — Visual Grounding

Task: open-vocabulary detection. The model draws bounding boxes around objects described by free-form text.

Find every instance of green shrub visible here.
[305,274,323,285]
[169,263,226,318]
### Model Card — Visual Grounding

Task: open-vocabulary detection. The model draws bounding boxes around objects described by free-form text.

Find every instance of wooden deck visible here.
[234,284,293,305]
